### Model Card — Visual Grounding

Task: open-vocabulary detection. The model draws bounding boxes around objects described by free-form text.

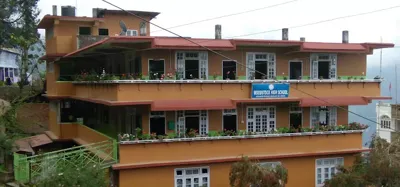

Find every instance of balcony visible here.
[66,79,383,103]
[115,130,364,168]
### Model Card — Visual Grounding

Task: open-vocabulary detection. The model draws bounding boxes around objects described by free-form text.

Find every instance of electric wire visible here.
[101,0,390,126]
[150,0,299,33]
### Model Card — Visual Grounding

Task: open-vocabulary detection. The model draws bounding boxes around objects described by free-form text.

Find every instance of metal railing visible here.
[14,139,117,183]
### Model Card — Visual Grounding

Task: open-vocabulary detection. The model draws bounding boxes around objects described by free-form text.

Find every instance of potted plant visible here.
[141,134,151,140]
[150,133,157,140]
[213,72,218,80]
[337,76,341,80]
[319,76,324,80]
[283,76,288,80]
[187,129,198,138]
[167,132,177,139]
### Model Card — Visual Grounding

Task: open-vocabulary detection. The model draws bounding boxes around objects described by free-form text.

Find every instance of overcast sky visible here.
[38,0,400,67]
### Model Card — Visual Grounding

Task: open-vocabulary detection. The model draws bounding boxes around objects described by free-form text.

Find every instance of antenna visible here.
[119,20,127,36]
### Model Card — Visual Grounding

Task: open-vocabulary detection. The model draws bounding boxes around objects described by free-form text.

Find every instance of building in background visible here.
[376,102,400,143]
[12,5,395,187]
[0,48,21,83]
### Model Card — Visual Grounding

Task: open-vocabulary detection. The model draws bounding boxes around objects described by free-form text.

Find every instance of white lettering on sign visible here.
[253,90,288,96]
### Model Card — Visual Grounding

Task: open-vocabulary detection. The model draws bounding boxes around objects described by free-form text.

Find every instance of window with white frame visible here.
[310,106,337,127]
[246,52,275,80]
[380,115,391,129]
[175,167,209,187]
[125,29,138,36]
[176,52,208,80]
[316,157,344,186]
[311,54,337,80]
[259,161,281,169]
[176,110,208,136]
[247,106,276,132]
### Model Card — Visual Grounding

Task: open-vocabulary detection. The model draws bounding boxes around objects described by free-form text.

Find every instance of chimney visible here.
[92,8,98,18]
[300,37,305,42]
[215,24,222,39]
[52,5,57,16]
[282,28,289,40]
[342,30,349,43]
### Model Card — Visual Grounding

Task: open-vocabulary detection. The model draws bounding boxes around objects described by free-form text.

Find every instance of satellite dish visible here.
[119,20,127,32]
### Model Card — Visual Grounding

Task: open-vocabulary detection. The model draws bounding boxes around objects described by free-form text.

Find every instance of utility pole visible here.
[396,64,398,131]
[380,37,383,77]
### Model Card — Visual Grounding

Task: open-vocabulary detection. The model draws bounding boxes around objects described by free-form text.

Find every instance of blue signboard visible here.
[251,83,290,98]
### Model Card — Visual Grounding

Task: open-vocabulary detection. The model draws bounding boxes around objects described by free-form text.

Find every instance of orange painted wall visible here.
[118,132,362,164]
[75,84,118,101]
[118,154,357,187]
[114,82,380,101]
[337,54,367,76]
[48,104,60,137]
[140,50,175,76]
[140,104,349,135]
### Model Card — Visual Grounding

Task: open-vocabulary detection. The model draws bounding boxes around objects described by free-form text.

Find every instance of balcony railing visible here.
[77,35,109,49]
[117,130,364,165]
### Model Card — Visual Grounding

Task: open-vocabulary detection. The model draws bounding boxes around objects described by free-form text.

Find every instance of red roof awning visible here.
[151,99,235,111]
[300,96,368,107]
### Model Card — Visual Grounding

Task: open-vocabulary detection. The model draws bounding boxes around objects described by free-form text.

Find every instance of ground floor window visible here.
[175,167,209,187]
[316,157,344,186]
[150,111,166,135]
[310,106,337,127]
[223,109,237,131]
[247,106,276,132]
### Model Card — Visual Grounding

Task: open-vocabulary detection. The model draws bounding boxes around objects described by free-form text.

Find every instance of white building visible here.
[0,48,21,83]
[376,102,396,142]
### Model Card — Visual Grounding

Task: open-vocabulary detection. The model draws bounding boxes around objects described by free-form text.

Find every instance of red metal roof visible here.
[38,15,104,29]
[151,99,235,111]
[299,96,368,107]
[301,42,367,52]
[152,37,235,50]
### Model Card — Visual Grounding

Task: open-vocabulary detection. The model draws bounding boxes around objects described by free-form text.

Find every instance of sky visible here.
[38,0,400,143]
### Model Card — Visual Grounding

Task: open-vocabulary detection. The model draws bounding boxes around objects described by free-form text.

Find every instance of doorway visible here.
[289,61,302,80]
[223,61,237,80]
[255,61,268,79]
[185,60,199,79]
[223,109,237,131]
[247,106,276,132]
[318,61,330,79]
[149,112,166,135]
[289,104,302,129]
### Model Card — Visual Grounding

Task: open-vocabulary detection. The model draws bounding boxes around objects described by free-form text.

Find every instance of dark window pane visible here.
[98,28,109,36]
[79,27,91,35]
[149,60,164,79]
[223,61,236,80]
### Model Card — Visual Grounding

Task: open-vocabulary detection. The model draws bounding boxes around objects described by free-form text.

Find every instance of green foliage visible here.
[167,132,177,139]
[31,156,108,187]
[324,137,400,187]
[207,131,219,137]
[229,157,288,187]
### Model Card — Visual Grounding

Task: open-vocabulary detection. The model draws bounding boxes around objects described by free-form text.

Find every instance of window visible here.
[223,61,236,80]
[126,29,138,36]
[311,54,337,80]
[5,68,9,77]
[380,115,391,129]
[98,28,109,36]
[289,104,302,129]
[176,52,208,80]
[259,162,281,169]
[150,111,165,135]
[149,60,165,80]
[14,68,19,76]
[0,68,3,81]
[176,110,208,136]
[223,109,237,132]
[79,27,91,35]
[316,158,344,186]
[175,167,209,187]
[246,53,275,80]
[247,106,276,132]
[139,22,146,36]
[310,106,337,127]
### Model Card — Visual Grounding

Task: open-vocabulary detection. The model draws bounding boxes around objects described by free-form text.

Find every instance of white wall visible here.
[376,102,394,143]
[0,50,20,83]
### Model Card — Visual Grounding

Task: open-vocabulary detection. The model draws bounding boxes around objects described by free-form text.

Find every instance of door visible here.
[289,61,302,80]
[223,109,237,131]
[247,106,276,132]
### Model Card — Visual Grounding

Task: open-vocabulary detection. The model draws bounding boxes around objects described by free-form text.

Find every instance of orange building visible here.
[38,5,394,187]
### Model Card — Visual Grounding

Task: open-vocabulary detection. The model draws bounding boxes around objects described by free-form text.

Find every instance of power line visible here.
[150,0,299,33]
[227,4,400,38]
[102,0,384,126]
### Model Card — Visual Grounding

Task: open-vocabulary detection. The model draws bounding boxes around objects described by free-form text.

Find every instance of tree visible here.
[324,137,400,187]
[0,0,40,48]
[229,157,288,187]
